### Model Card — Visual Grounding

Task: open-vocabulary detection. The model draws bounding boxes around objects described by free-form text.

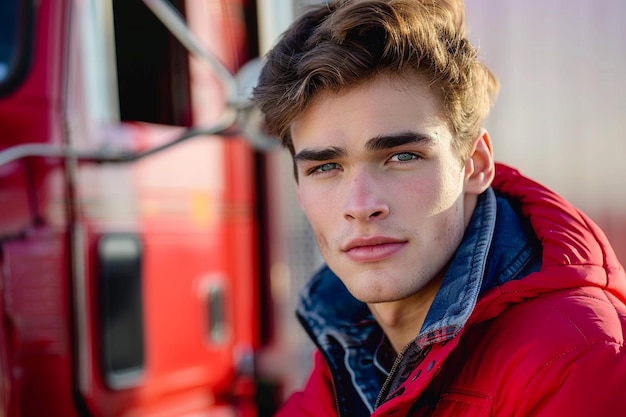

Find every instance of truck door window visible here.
[112,0,192,126]
[0,0,33,96]
[0,1,19,80]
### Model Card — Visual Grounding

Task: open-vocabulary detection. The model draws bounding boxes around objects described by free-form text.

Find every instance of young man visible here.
[253,0,626,415]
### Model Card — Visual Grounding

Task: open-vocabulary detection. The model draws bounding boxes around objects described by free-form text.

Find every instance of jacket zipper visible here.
[374,344,431,409]
[332,375,341,417]
[374,348,406,408]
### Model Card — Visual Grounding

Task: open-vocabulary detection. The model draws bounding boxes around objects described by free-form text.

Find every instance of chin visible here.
[347,283,411,305]
[334,264,420,302]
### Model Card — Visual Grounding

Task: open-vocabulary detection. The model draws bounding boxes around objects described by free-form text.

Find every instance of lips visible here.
[342,236,407,262]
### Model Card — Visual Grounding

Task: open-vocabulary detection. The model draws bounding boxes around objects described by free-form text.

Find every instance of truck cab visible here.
[0,1,276,415]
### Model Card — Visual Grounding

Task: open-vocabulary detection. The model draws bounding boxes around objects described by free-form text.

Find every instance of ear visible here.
[464,129,495,194]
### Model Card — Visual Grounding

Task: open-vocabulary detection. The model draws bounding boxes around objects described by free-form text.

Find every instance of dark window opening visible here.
[0,0,34,97]
[112,0,192,126]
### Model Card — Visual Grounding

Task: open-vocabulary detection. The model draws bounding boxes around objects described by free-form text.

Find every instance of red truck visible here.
[0,0,280,415]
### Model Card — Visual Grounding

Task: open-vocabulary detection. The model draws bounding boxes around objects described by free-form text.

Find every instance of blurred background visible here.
[0,0,624,416]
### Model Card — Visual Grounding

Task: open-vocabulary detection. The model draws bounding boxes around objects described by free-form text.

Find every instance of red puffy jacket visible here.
[276,164,626,417]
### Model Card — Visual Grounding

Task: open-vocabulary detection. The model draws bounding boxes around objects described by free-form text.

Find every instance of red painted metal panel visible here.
[1,228,75,417]
[0,0,75,414]
[0,0,263,416]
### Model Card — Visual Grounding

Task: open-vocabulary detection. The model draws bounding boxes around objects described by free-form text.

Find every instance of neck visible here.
[368,274,444,353]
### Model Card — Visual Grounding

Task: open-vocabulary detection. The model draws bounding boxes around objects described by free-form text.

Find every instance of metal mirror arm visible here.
[0,118,239,167]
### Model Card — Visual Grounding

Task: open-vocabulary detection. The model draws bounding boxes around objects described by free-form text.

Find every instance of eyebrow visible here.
[293,131,434,163]
[293,146,346,163]
[365,131,434,152]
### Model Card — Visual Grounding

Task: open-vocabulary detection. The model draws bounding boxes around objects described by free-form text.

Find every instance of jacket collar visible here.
[417,187,542,345]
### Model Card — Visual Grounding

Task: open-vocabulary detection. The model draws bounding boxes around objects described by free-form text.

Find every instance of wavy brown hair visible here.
[252,0,499,159]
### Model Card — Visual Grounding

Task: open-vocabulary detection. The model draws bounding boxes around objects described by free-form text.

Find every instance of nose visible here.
[343,170,389,222]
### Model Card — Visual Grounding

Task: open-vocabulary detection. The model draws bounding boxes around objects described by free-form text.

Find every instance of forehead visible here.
[290,72,450,151]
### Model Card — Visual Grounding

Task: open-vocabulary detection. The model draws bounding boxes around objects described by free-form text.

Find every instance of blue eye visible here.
[307,162,340,176]
[390,152,417,162]
[318,163,338,172]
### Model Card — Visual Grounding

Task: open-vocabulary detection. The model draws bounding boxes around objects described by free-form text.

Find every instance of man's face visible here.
[290,73,489,304]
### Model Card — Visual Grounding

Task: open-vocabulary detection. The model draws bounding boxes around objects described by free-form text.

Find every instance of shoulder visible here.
[498,285,623,347]
[456,284,626,414]
[473,285,624,372]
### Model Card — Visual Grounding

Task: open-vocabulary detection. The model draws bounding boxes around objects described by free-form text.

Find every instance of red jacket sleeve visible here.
[274,350,338,417]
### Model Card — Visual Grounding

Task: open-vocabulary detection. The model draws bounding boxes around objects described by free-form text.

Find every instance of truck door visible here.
[0,0,267,416]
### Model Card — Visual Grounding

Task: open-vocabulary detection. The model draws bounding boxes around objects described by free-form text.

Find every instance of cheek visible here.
[400,175,457,216]
[306,207,334,255]
[298,189,336,236]
[298,189,321,218]
[297,183,316,214]
[427,169,466,213]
